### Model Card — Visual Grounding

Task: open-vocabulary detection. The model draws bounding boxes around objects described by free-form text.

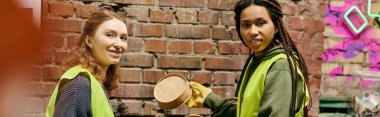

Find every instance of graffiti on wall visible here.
[324,0,380,87]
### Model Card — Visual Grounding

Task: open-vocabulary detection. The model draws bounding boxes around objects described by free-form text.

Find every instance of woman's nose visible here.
[113,42,121,47]
[249,27,259,36]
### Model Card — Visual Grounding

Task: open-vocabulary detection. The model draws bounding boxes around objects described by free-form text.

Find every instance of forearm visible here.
[203,93,236,117]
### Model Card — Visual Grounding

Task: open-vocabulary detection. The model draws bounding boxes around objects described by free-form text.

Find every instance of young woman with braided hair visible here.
[186,0,311,116]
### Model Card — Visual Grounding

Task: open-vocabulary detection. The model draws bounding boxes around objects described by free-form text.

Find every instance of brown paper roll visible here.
[154,74,192,109]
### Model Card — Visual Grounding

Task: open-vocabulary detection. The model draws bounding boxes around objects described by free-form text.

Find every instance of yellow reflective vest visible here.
[237,54,310,117]
[46,65,114,117]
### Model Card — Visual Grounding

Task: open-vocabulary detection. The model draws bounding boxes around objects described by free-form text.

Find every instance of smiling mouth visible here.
[108,49,123,58]
[251,38,263,44]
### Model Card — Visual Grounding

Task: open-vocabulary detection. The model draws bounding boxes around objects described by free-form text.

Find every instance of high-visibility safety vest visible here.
[46,66,114,117]
[237,54,309,117]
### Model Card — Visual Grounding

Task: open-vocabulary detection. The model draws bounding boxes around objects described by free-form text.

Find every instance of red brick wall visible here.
[33,0,325,116]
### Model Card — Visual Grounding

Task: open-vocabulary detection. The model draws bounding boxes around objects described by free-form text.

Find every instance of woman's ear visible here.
[85,36,93,48]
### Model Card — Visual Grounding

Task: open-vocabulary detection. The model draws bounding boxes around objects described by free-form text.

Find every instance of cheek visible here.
[239,30,248,41]
[122,42,128,50]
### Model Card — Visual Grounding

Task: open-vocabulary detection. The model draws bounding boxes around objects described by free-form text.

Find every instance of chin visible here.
[110,60,119,64]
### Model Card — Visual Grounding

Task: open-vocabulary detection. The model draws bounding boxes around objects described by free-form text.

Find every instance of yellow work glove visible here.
[186,82,212,108]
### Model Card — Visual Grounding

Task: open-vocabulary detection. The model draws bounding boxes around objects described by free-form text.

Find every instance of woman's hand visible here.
[186,82,212,108]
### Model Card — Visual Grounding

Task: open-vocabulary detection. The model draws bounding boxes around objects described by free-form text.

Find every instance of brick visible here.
[208,0,238,10]
[27,67,43,81]
[76,0,105,1]
[167,70,190,79]
[194,41,215,54]
[279,2,296,15]
[42,2,48,17]
[127,7,149,22]
[126,38,143,52]
[34,51,53,65]
[317,2,326,17]
[214,72,238,85]
[287,16,304,31]
[229,27,240,41]
[48,2,74,17]
[110,84,154,98]
[170,104,190,115]
[43,83,56,96]
[143,101,158,115]
[343,64,363,75]
[113,0,155,5]
[321,63,341,75]
[211,86,236,99]
[221,11,235,26]
[310,77,322,89]
[288,30,302,43]
[189,108,211,116]
[140,85,154,98]
[75,3,100,18]
[305,19,325,35]
[176,9,197,24]
[158,55,202,69]
[120,54,153,67]
[159,0,205,8]
[43,97,51,111]
[198,11,219,25]
[323,25,344,39]
[54,51,69,65]
[191,71,212,84]
[166,25,210,39]
[218,41,240,55]
[169,40,193,54]
[43,66,60,81]
[25,83,41,96]
[143,70,166,83]
[144,39,167,53]
[150,10,173,23]
[20,98,43,113]
[212,26,230,40]
[127,23,134,36]
[121,100,143,115]
[42,33,65,49]
[136,24,164,37]
[297,3,312,16]
[331,52,365,64]
[67,34,80,49]
[205,57,246,70]
[119,68,142,83]
[43,18,83,32]
[241,45,250,55]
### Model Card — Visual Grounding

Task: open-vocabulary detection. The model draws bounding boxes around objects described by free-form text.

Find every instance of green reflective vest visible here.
[46,65,114,117]
[237,54,310,117]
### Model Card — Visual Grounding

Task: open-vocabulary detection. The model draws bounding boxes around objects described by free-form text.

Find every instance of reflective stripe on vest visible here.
[46,66,114,117]
[237,54,310,117]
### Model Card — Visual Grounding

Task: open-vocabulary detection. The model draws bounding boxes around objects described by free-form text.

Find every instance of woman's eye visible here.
[121,37,127,41]
[106,33,113,37]
[256,20,266,26]
[241,23,250,28]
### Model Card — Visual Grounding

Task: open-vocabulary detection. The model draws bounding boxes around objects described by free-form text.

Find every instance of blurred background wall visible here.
[320,0,380,116]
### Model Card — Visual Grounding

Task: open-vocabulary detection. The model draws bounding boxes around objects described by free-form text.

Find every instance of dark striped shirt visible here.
[53,75,101,117]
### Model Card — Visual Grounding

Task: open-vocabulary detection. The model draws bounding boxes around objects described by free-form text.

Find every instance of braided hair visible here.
[234,0,311,116]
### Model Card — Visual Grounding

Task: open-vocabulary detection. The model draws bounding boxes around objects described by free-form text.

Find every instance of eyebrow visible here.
[241,17,266,22]
[104,29,128,35]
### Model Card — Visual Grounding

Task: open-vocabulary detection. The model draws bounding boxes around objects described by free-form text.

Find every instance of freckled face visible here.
[239,5,277,56]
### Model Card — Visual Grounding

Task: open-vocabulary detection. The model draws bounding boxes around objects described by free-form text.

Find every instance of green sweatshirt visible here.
[203,45,306,117]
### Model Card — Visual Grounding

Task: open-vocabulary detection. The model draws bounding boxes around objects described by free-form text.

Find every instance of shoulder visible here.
[59,75,91,92]
[268,58,290,72]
